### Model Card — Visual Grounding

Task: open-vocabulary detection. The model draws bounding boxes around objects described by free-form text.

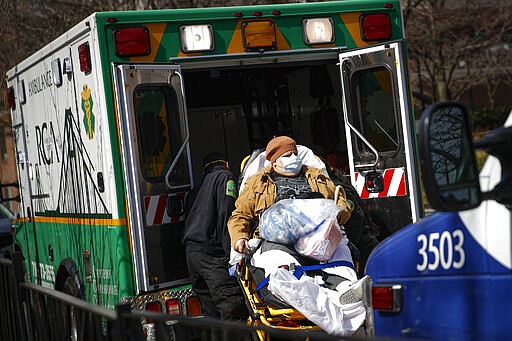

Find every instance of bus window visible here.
[353,67,399,157]
[133,85,184,183]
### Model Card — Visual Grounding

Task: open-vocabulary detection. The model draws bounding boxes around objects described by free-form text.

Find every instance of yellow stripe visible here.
[227,20,246,54]
[14,216,127,226]
[339,12,371,48]
[130,23,167,62]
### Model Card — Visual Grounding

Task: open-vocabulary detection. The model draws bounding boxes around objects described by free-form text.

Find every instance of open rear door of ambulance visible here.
[339,42,422,233]
[114,64,192,293]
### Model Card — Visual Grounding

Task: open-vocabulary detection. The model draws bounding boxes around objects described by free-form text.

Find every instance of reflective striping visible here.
[144,195,167,226]
[355,168,407,199]
[144,193,186,226]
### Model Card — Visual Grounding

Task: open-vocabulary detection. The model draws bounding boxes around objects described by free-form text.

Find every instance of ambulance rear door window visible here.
[133,85,182,182]
[353,67,399,157]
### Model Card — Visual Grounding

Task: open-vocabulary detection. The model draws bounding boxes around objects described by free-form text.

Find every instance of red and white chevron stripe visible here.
[144,193,185,226]
[355,168,407,199]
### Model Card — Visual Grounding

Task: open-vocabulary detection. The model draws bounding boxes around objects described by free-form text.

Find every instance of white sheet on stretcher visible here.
[268,268,365,335]
[251,242,364,335]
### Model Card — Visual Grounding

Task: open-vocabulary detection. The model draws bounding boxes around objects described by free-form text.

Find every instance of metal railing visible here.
[1,253,361,341]
[0,253,27,340]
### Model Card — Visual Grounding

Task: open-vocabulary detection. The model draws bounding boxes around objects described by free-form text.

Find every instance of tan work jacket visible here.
[228,165,351,247]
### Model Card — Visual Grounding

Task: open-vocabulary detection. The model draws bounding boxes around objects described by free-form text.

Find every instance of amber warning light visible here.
[114,27,151,57]
[242,20,277,51]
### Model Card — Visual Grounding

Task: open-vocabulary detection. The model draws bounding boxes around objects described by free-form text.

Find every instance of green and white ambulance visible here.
[5,0,421,317]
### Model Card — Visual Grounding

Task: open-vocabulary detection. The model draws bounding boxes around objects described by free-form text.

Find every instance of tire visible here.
[62,276,82,298]
[56,261,85,341]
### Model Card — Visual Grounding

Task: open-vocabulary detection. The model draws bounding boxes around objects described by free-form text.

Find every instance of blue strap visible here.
[255,260,356,293]
[293,261,355,279]
[256,276,270,293]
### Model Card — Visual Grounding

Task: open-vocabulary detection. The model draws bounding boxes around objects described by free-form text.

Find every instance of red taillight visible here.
[113,27,151,57]
[371,284,402,312]
[360,13,392,41]
[186,296,201,317]
[7,86,15,109]
[166,299,181,315]
[78,42,91,73]
[145,301,162,313]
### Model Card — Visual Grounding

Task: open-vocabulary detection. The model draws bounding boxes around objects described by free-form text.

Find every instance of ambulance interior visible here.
[183,59,349,186]
[134,57,401,287]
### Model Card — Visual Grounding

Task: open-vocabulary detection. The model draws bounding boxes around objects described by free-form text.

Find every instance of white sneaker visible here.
[339,275,372,306]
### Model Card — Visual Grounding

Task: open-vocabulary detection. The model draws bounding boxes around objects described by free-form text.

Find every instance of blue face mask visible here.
[279,154,302,174]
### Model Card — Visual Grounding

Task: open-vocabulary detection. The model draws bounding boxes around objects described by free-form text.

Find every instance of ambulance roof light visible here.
[113,27,151,57]
[360,13,392,41]
[7,86,15,109]
[78,42,91,73]
[180,25,214,53]
[303,18,335,45]
[242,20,277,51]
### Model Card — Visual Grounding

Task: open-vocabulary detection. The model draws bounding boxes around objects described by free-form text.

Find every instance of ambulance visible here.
[5,0,420,321]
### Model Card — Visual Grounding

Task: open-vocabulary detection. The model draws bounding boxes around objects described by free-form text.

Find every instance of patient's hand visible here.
[234,238,251,253]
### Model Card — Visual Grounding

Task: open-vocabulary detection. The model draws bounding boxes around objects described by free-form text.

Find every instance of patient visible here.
[228,136,369,335]
[228,135,351,253]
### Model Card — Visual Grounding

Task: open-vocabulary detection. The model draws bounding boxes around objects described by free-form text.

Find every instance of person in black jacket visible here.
[182,152,248,321]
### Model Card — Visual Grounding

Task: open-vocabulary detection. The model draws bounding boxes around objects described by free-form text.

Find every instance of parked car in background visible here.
[0,204,14,252]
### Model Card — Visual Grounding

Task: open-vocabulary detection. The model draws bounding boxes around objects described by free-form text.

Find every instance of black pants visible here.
[186,251,248,321]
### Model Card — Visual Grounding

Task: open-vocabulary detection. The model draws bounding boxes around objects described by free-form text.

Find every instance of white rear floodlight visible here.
[303,18,335,45]
[180,25,214,53]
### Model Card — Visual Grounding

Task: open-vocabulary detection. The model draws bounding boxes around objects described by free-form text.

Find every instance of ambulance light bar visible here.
[114,27,151,57]
[372,283,402,312]
[303,18,335,45]
[360,13,392,41]
[180,24,214,53]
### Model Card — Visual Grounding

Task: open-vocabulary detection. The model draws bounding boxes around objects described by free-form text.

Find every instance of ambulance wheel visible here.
[56,259,86,341]
[56,258,85,299]
[62,276,83,298]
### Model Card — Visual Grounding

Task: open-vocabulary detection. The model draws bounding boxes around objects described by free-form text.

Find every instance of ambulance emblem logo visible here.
[81,84,95,140]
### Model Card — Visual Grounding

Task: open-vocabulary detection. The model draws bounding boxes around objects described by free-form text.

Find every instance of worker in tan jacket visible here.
[228,136,351,253]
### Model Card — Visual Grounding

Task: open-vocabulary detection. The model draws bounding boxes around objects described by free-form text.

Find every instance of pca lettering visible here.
[35,121,60,166]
